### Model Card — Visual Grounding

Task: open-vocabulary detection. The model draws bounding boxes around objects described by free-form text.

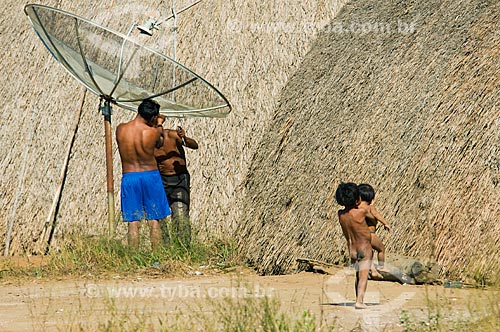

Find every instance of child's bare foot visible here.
[355,302,368,309]
[370,269,384,279]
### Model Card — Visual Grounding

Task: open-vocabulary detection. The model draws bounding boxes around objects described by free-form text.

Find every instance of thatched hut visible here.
[0,0,346,253]
[238,0,500,281]
[1,0,498,282]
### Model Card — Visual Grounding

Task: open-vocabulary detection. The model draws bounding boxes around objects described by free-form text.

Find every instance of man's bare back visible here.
[155,127,198,176]
[116,117,162,174]
[115,99,168,250]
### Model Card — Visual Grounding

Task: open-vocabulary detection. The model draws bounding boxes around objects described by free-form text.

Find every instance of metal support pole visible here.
[101,99,115,235]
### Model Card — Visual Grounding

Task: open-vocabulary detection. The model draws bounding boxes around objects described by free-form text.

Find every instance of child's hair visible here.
[335,182,359,207]
[358,183,375,203]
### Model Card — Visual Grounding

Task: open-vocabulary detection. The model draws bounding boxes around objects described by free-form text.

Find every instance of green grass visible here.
[208,295,320,332]
[400,288,499,332]
[65,293,325,332]
[0,234,240,280]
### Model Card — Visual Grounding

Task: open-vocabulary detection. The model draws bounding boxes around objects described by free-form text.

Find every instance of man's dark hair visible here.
[138,99,160,121]
[335,182,359,207]
[358,183,375,203]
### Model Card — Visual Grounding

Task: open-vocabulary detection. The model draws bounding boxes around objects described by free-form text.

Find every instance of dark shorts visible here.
[161,173,191,246]
[160,173,190,208]
[120,170,170,222]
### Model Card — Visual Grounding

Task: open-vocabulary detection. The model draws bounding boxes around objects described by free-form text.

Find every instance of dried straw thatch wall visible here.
[238,0,500,280]
[0,0,347,254]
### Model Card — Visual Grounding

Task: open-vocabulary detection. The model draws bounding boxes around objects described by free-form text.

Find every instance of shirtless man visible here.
[358,183,391,277]
[335,182,375,309]
[154,122,198,248]
[116,99,170,250]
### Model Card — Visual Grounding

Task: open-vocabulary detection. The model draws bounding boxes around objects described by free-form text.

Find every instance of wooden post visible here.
[37,89,87,254]
[102,100,115,235]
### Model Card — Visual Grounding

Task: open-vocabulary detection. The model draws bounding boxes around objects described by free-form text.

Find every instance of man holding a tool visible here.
[155,117,198,248]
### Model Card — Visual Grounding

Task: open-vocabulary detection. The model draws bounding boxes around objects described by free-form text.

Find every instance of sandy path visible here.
[0,264,496,332]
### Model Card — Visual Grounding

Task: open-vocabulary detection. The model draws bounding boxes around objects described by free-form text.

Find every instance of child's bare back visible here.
[338,206,373,263]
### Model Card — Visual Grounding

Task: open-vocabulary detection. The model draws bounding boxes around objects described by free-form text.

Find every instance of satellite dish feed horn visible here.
[137,18,157,36]
[137,0,203,36]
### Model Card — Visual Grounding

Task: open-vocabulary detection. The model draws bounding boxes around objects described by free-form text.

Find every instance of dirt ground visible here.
[0,257,497,332]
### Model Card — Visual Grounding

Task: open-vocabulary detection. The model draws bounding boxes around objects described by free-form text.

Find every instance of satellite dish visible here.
[24,3,231,235]
[24,4,231,118]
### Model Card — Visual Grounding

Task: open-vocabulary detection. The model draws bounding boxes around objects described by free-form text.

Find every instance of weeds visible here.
[65,292,323,332]
[2,234,499,332]
[211,296,318,332]
[0,234,240,280]
[400,289,500,332]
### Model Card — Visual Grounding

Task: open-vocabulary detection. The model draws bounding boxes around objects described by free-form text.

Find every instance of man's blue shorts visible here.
[120,170,171,222]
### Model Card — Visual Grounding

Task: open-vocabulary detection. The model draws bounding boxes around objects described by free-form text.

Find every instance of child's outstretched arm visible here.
[369,206,391,231]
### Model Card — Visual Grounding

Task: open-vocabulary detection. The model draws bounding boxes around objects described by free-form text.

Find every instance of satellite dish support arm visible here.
[138,0,202,35]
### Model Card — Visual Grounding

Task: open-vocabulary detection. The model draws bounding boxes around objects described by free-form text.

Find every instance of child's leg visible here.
[369,255,383,279]
[351,256,359,297]
[371,234,389,271]
[355,249,372,309]
[369,234,384,278]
